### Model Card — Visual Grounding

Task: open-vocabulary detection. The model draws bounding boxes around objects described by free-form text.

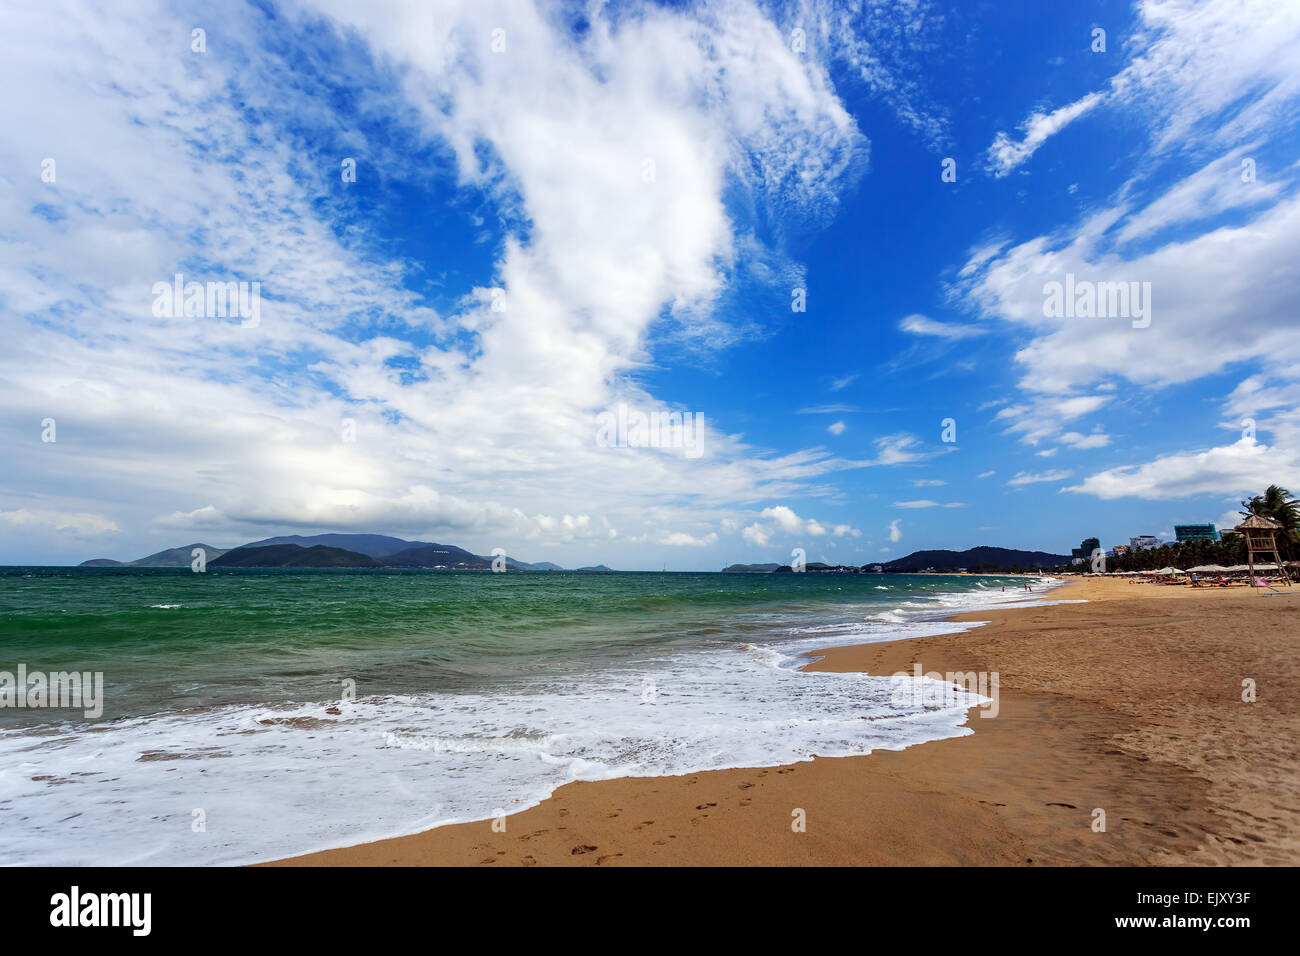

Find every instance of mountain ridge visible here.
[209,544,383,569]
[79,543,228,568]
[79,533,610,571]
[720,546,1070,573]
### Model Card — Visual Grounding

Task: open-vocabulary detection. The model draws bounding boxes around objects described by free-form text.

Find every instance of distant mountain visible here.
[78,533,588,571]
[575,565,614,572]
[241,533,421,559]
[235,534,569,570]
[80,543,228,568]
[209,544,382,568]
[722,563,782,573]
[772,562,863,573]
[882,546,1070,572]
[383,543,491,569]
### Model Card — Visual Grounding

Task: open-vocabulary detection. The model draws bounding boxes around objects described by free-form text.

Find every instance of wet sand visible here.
[266,577,1299,866]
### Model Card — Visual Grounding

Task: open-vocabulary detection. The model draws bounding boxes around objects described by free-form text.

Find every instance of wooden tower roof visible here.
[1234,514,1283,531]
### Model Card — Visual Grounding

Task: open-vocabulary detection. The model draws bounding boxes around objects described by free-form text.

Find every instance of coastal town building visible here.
[1174,524,1219,542]
[1234,515,1292,587]
[1070,536,1101,564]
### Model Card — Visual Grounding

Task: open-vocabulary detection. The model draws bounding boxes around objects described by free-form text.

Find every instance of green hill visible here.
[80,543,228,568]
[882,546,1070,572]
[209,544,381,568]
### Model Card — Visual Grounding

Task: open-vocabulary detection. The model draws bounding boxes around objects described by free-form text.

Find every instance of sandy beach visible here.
[267,577,1299,866]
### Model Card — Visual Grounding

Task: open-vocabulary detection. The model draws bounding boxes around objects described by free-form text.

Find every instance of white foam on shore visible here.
[0,576,1062,866]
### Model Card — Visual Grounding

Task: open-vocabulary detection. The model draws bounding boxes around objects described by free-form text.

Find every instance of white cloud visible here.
[898,313,987,340]
[659,531,719,547]
[892,500,965,509]
[1110,0,1300,155]
[962,195,1300,397]
[1065,438,1299,500]
[1115,146,1284,245]
[987,0,1300,181]
[956,0,1300,481]
[0,0,878,566]
[1060,430,1111,449]
[1007,470,1073,486]
[828,420,846,435]
[0,508,119,536]
[985,93,1104,178]
[739,505,859,547]
[995,396,1111,445]
[888,518,902,542]
[156,506,225,529]
[864,433,942,466]
[1215,509,1246,535]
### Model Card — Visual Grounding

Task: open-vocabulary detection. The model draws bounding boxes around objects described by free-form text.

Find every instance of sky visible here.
[2,0,1299,570]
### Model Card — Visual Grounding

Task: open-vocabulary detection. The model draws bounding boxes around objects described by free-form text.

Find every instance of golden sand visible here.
[266,577,1299,866]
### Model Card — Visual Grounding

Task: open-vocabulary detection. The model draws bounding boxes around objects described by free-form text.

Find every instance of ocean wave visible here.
[0,574,1060,866]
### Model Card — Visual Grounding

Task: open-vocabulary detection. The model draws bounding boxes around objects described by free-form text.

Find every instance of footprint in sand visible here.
[571,844,598,855]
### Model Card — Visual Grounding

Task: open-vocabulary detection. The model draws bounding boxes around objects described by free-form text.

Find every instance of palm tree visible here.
[1241,485,1299,527]
[1240,484,1300,555]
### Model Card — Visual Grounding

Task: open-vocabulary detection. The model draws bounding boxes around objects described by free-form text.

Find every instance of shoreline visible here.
[265,577,1298,866]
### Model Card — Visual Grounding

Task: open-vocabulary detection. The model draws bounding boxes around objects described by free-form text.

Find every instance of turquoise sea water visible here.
[0,568,1057,864]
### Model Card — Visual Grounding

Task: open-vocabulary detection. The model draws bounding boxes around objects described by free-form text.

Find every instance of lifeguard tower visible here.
[1233,514,1292,587]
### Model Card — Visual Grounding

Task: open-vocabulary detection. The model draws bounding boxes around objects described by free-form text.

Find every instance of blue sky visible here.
[2,0,1299,568]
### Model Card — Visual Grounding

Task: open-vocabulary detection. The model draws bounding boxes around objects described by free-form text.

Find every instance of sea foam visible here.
[0,577,1062,865]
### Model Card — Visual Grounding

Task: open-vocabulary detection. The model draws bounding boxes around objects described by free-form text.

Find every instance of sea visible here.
[0,567,1063,865]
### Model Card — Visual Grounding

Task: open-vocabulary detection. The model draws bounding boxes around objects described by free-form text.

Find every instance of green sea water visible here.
[0,566,1054,865]
[0,567,1036,722]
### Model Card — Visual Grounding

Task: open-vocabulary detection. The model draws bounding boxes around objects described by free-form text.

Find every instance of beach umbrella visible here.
[1187,564,1228,572]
